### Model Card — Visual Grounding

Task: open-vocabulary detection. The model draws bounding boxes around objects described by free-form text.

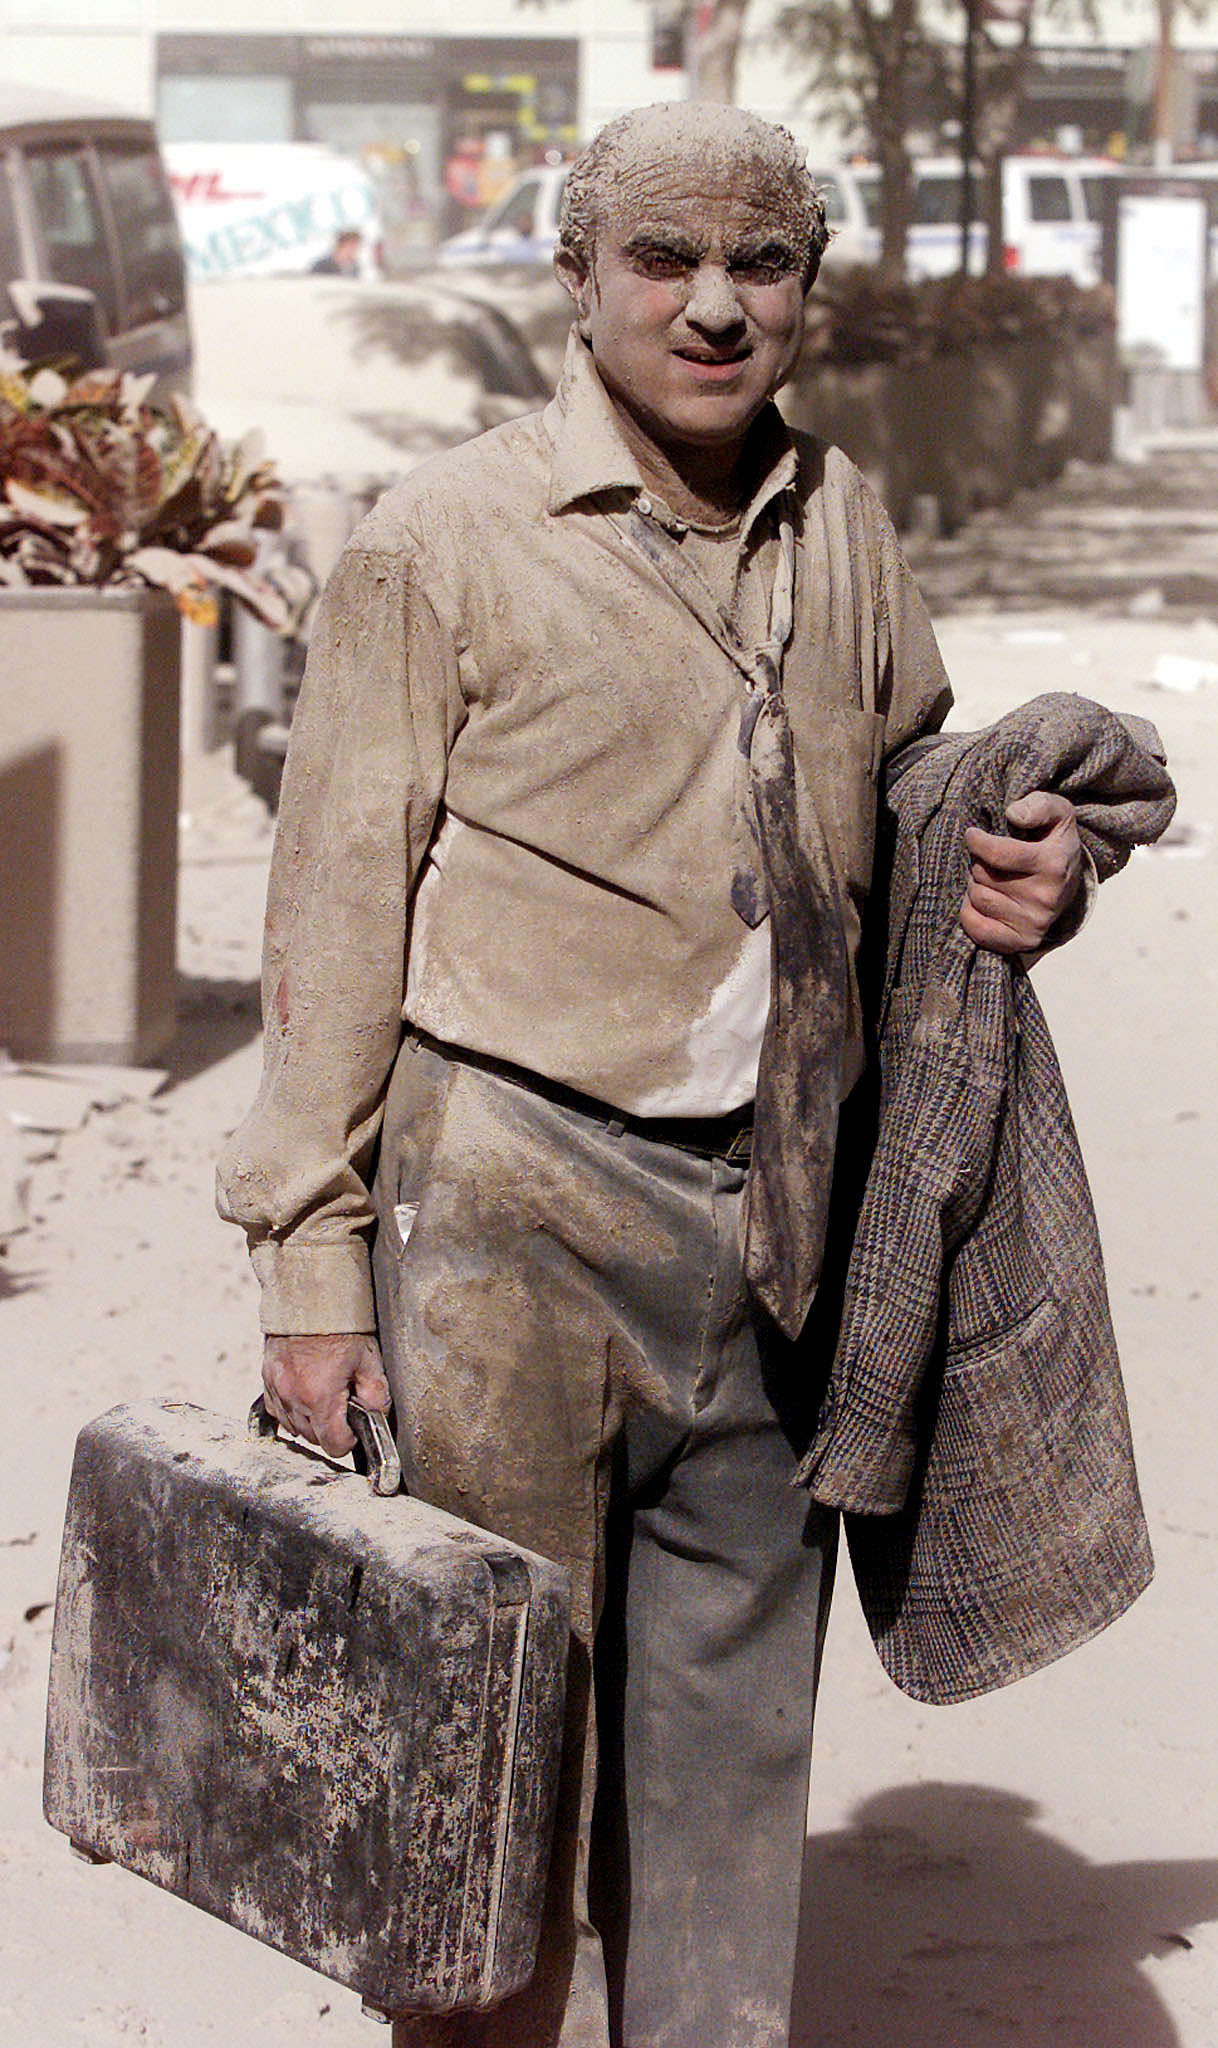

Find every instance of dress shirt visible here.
[217,334,953,1334]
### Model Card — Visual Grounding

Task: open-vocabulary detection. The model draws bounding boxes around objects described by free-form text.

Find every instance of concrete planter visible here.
[785,319,1115,533]
[0,586,181,1064]
[781,359,915,527]
[920,348,1023,532]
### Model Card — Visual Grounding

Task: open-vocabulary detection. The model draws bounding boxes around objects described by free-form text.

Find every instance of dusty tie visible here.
[618,505,849,1338]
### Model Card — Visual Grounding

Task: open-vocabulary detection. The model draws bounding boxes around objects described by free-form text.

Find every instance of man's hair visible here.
[557,102,830,289]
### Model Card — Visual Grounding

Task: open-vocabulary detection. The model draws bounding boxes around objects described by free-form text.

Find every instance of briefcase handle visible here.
[248,1395,402,1498]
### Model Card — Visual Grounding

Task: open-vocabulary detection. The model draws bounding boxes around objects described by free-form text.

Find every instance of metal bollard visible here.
[180,612,219,759]
[290,482,362,592]
[232,535,288,797]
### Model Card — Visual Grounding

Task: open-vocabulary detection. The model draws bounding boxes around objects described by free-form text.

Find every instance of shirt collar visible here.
[544,327,799,537]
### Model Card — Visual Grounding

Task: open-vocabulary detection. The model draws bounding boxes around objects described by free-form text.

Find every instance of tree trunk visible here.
[1153,0,1176,162]
[688,0,751,102]
[982,157,1005,275]
[977,13,1035,275]
[870,0,917,276]
[876,126,912,277]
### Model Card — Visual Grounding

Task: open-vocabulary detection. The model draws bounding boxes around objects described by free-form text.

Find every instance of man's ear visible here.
[554,245,594,330]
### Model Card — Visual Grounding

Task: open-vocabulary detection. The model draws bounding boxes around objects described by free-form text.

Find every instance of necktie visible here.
[614,504,850,1338]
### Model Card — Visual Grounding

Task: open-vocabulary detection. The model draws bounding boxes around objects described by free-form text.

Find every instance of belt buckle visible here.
[724,1126,753,1166]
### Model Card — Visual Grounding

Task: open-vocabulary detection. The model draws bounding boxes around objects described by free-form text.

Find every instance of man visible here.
[310,228,362,276]
[219,104,1084,2048]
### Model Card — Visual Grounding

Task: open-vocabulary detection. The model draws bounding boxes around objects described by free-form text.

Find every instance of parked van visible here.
[0,82,191,395]
[853,155,1119,283]
[805,161,879,269]
[164,143,382,282]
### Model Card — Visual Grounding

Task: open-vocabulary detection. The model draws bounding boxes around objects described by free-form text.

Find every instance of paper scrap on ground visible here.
[1150,653,1218,693]
[0,1060,167,1135]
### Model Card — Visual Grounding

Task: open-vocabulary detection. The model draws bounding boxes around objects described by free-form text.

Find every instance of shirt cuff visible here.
[252,1239,378,1336]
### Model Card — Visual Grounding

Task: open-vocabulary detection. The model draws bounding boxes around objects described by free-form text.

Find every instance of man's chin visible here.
[656,399,770,450]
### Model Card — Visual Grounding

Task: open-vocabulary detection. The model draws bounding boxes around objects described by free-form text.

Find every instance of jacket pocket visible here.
[942,1294,1061,1382]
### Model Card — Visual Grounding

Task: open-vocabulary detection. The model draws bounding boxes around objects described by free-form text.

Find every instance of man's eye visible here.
[633,249,692,280]
[731,254,798,285]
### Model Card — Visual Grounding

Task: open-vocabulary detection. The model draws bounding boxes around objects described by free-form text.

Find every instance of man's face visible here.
[559,157,807,463]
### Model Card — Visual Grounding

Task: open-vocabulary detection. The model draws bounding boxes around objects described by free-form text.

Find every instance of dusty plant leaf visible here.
[4,478,88,527]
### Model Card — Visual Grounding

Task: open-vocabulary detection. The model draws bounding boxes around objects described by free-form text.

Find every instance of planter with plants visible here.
[0,359,308,1065]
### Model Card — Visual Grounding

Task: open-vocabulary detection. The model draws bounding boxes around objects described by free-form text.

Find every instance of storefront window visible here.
[158,75,293,145]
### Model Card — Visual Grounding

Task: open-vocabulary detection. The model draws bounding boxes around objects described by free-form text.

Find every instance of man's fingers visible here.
[1005,789,1074,834]
[351,1349,392,1415]
[961,792,1082,956]
[959,893,1031,954]
[964,825,1049,876]
[262,1332,382,1458]
[965,791,1075,874]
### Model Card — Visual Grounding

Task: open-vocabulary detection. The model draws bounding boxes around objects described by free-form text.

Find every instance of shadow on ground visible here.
[163,976,262,1090]
[793,1781,1218,2047]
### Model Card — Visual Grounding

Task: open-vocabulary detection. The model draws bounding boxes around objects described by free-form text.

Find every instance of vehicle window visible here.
[853,171,881,228]
[486,178,541,239]
[24,146,119,332]
[811,173,847,226]
[1028,175,1071,224]
[913,174,962,226]
[96,144,186,325]
[1081,174,1111,222]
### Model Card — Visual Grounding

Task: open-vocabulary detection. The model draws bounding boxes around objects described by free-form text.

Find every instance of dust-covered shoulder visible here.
[788,424,895,541]
[338,406,553,569]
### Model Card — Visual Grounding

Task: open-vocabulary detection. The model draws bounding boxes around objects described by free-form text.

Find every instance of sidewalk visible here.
[905,440,1218,618]
[1,446,1216,2046]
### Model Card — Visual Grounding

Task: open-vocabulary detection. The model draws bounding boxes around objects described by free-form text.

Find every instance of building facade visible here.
[0,1,1214,250]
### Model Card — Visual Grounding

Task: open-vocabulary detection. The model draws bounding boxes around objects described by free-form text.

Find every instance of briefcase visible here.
[43,1397,570,2020]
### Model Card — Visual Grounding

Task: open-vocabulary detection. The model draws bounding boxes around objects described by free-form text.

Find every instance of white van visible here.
[805,162,880,268]
[0,82,191,395]
[857,155,1118,283]
[165,143,381,281]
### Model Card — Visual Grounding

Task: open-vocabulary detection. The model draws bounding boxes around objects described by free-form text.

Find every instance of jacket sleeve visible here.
[216,533,465,1334]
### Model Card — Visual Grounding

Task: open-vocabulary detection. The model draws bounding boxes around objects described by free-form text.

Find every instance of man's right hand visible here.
[261,1332,391,1460]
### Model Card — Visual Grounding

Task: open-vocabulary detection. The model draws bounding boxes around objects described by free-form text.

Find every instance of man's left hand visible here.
[961,791,1082,955]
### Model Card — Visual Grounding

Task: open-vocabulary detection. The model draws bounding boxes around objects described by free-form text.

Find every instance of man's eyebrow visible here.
[727,235,801,266]
[621,226,703,259]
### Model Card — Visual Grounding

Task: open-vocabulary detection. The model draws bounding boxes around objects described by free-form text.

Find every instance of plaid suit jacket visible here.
[798,693,1177,1704]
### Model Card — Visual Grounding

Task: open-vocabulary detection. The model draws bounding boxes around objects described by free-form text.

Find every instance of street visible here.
[1,433,1216,2047]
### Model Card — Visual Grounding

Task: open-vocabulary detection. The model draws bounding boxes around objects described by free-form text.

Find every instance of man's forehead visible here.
[601,158,801,243]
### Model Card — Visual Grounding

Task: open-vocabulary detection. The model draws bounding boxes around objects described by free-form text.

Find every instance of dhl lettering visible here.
[168,171,262,205]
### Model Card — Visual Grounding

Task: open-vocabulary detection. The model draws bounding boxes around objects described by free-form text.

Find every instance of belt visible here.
[413,1031,754,1166]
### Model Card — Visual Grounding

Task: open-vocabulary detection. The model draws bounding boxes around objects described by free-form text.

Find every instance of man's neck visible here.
[607,395,760,527]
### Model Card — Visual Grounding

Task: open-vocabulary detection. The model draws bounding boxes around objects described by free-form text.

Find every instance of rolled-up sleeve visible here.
[863,480,955,755]
[216,532,465,1333]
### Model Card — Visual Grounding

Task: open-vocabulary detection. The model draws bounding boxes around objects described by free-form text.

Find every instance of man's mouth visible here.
[673,347,751,381]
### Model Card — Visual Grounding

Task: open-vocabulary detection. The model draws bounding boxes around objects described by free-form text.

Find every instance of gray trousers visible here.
[374,1035,838,2048]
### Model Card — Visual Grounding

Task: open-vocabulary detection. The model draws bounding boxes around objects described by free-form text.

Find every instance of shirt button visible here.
[637,494,652,516]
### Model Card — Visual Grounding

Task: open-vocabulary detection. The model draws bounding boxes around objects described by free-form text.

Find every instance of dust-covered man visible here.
[219,103,1140,2048]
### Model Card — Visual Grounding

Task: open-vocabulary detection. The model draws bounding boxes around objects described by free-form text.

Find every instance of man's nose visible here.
[684,263,745,332]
